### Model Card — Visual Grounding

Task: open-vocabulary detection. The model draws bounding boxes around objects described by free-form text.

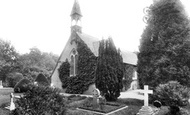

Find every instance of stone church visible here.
[51,0,138,94]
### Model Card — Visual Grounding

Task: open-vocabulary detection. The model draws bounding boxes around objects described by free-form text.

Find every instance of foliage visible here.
[137,0,190,89]
[19,47,58,81]
[35,73,50,86]
[58,59,70,88]
[65,34,97,94]
[0,39,20,81]
[5,72,24,87]
[95,38,124,101]
[154,81,190,108]
[123,65,134,90]
[11,85,66,115]
[14,78,31,93]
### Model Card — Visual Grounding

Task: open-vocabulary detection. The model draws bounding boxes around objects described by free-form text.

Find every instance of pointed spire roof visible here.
[70,0,82,16]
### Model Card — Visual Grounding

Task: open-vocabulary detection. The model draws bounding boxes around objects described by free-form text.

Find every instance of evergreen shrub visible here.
[11,85,66,115]
[154,81,190,115]
[137,0,190,89]
[14,78,31,93]
[35,73,49,86]
[95,38,124,101]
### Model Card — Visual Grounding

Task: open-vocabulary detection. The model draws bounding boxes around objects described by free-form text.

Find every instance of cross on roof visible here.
[142,85,153,106]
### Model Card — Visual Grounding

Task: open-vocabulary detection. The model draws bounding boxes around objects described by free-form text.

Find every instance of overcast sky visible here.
[0,0,190,55]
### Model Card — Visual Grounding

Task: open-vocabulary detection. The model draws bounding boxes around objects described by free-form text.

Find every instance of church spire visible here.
[71,0,82,17]
[71,0,82,33]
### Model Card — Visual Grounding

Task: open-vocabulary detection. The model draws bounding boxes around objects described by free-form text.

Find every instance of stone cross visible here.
[137,85,154,115]
[0,80,3,88]
[143,85,153,106]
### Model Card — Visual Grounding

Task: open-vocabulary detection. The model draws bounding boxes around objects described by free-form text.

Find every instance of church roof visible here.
[70,0,82,16]
[120,51,137,65]
[77,32,137,65]
[77,32,99,56]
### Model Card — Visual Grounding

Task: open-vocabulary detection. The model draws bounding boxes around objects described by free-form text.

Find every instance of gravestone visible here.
[137,85,154,115]
[0,80,3,88]
[10,93,16,111]
[92,88,100,108]
[5,93,16,111]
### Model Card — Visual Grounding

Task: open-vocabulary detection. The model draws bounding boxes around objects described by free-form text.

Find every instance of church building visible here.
[51,0,138,94]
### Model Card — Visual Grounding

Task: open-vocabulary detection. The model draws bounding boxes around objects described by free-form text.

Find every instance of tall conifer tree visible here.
[138,0,190,89]
[95,37,124,101]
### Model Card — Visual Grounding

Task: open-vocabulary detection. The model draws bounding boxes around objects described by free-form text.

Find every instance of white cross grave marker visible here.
[137,85,154,115]
[143,85,153,106]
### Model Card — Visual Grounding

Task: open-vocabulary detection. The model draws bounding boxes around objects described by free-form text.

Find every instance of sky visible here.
[0,0,190,55]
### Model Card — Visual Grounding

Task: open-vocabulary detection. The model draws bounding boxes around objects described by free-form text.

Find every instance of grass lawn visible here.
[0,88,13,115]
[0,88,13,106]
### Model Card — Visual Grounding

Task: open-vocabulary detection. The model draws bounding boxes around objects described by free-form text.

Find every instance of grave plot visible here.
[77,89,128,114]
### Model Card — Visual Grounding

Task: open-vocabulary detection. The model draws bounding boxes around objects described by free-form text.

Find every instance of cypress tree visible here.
[138,0,190,89]
[95,37,124,101]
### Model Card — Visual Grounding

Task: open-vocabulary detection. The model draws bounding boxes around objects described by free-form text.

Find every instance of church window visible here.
[70,55,74,76]
[70,49,78,76]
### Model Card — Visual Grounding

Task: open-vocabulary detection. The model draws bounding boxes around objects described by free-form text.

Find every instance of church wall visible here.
[51,36,77,89]
[122,64,137,91]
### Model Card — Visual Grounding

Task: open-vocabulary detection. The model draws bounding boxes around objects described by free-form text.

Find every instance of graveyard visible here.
[1,0,190,114]
[0,83,190,115]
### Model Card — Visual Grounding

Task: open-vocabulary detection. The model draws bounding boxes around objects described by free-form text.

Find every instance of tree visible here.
[95,37,124,101]
[6,72,24,87]
[137,0,190,89]
[20,47,58,80]
[0,39,20,81]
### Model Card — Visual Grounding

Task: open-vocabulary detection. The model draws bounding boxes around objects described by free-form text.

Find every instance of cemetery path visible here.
[119,90,144,100]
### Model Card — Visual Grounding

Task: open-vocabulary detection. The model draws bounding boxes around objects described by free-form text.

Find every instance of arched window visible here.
[70,55,74,76]
[70,49,78,76]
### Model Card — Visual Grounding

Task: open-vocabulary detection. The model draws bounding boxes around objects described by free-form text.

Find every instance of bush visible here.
[12,85,66,115]
[14,79,31,93]
[6,72,24,87]
[154,81,190,107]
[35,73,49,86]
[154,81,190,115]
[165,107,190,115]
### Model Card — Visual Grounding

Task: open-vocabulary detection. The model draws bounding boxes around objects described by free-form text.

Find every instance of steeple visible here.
[71,0,82,33]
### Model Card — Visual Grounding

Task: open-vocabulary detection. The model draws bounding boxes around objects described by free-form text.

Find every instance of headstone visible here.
[5,93,16,111]
[137,85,154,115]
[92,88,100,108]
[0,80,3,88]
[10,93,15,111]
